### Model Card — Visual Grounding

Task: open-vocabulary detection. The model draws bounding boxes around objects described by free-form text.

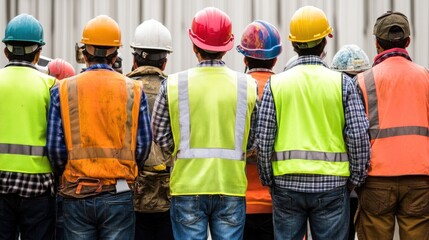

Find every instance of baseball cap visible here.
[373,11,410,41]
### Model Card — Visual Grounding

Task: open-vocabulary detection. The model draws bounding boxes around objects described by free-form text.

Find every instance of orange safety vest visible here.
[357,56,429,176]
[59,70,142,194]
[246,70,273,214]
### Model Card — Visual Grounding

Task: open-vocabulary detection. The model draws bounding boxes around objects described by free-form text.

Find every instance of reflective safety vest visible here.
[59,70,142,193]
[357,57,429,176]
[270,65,349,177]
[246,70,273,214]
[167,67,257,196]
[0,66,55,173]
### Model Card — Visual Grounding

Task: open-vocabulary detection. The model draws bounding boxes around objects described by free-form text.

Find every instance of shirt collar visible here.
[284,55,328,71]
[5,60,37,70]
[373,48,412,67]
[247,68,274,74]
[197,59,226,67]
[84,63,114,72]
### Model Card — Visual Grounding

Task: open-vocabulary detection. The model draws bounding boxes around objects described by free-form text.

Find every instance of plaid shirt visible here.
[0,61,55,197]
[46,64,152,175]
[257,55,370,193]
[152,59,258,155]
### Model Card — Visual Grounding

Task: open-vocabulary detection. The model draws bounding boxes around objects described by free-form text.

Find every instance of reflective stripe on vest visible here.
[0,143,45,156]
[177,71,247,160]
[363,69,429,139]
[273,150,348,162]
[65,77,134,160]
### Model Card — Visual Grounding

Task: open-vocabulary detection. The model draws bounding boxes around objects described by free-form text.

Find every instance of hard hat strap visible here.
[6,44,40,55]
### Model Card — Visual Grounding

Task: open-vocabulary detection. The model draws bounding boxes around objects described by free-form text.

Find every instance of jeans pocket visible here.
[318,191,345,216]
[403,185,429,216]
[218,196,245,226]
[360,186,394,215]
[173,196,202,226]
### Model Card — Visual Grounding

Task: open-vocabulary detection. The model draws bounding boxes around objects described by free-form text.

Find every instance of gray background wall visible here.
[1,0,428,75]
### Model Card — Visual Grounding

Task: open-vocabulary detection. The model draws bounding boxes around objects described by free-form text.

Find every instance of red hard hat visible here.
[188,7,234,52]
[48,58,76,80]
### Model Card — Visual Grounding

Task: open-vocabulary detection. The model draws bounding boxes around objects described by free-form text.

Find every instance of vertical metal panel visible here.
[1,0,428,74]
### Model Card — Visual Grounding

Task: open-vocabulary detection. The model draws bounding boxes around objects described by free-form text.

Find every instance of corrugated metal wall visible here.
[1,0,428,75]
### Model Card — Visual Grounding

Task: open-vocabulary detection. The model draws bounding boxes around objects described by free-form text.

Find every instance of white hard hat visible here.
[331,44,371,73]
[130,19,173,52]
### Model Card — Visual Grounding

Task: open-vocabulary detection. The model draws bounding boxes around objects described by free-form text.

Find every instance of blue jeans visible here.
[0,192,55,240]
[272,185,350,240]
[170,195,245,240]
[63,191,135,240]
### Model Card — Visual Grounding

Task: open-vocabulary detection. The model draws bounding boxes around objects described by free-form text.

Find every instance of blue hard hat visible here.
[237,20,282,60]
[2,13,45,46]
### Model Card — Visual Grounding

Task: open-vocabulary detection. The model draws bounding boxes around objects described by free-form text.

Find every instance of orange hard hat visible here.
[188,7,234,52]
[48,58,76,80]
[81,15,121,47]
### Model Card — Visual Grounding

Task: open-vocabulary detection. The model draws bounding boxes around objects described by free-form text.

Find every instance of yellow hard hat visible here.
[288,6,333,43]
[81,15,121,47]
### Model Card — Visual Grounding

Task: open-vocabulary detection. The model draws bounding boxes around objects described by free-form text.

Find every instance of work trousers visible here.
[356,175,429,240]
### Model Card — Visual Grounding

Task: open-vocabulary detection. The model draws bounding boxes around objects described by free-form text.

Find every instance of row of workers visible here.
[0,4,428,240]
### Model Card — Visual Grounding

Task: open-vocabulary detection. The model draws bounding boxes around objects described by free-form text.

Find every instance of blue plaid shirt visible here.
[257,55,370,193]
[46,64,152,175]
[152,59,258,155]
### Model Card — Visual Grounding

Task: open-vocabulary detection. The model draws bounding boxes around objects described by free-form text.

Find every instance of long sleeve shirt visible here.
[152,59,258,156]
[257,55,370,193]
[46,64,152,175]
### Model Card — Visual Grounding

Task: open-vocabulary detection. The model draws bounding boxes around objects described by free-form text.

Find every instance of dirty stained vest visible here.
[59,70,142,196]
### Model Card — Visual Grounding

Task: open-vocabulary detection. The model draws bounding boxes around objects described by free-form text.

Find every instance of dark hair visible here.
[4,41,41,62]
[83,46,118,64]
[194,45,224,60]
[245,56,276,70]
[133,49,167,69]
[376,26,409,50]
[293,38,326,57]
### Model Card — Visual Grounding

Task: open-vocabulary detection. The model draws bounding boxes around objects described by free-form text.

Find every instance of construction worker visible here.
[126,19,174,240]
[331,44,371,78]
[331,44,371,240]
[152,7,258,240]
[355,11,429,240]
[257,6,370,240]
[236,19,282,240]
[46,15,152,240]
[0,14,56,239]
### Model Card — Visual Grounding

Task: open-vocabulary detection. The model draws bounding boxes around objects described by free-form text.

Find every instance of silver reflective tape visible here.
[0,143,45,156]
[274,150,348,162]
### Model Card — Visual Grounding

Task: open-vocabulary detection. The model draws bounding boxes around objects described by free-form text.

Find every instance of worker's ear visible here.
[32,50,41,65]
[405,37,411,48]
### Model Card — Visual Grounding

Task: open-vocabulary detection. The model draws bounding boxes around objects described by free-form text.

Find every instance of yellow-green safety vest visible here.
[270,65,349,177]
[167,67,257,196]
[0,66,55,173]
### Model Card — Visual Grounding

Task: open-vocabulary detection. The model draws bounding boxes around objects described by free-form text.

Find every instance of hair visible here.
[376,26,409,50]
[4,41,41,62]
[133,49,167,69]
[293,38,326,57]
[245,56,276,70]
[194,45,224,60]
[83,46,118,64]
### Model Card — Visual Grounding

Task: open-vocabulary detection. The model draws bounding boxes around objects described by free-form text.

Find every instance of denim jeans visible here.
[272,185,349,240]
[0,192,55,240]
[170,195,245,240]
[63,191,135,240]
